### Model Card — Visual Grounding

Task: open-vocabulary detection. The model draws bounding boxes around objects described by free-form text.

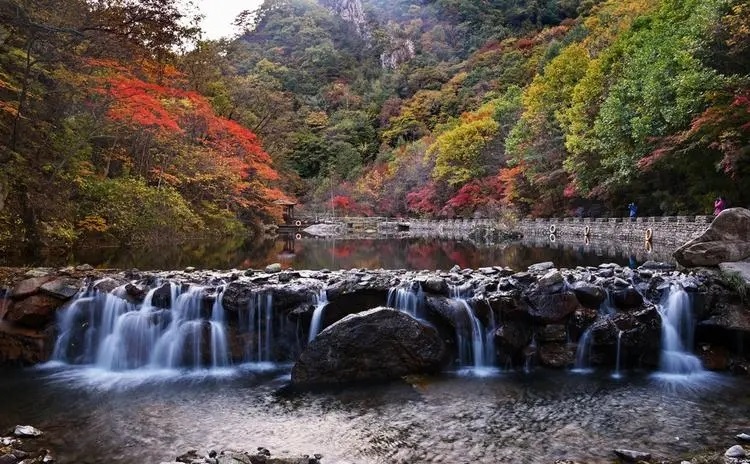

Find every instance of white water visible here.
[244,291,275,364]
[52,283,232,372]
[656,286,705,378]
[449,285,496,374]
[572,327,594,374]
[387,282,424,319]
[612,330,623,379]
[308,288,328,341]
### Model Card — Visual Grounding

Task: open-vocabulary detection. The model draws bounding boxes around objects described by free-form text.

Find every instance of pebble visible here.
[613,448,651,462]
[725,445,746,458]
[737,433,750,443]
[13,425,43,438]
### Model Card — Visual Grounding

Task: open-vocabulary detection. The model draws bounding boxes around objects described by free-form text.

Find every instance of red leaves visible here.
[406,183,440,216]
[86,59,286,221]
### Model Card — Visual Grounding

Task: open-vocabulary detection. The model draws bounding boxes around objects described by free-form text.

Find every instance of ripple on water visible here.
[0,368,749,463]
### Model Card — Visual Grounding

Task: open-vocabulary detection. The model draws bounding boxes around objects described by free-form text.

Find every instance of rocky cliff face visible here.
[319,0,367,37]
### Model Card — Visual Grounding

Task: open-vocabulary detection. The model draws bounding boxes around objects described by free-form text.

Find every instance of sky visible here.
[193,0,264,39]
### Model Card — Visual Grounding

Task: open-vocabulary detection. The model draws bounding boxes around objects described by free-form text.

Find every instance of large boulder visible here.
[0,323,53,365]
[674,208,750,267]
[291,307,445,387]
[4,295,61,328]
[525,291,580,323]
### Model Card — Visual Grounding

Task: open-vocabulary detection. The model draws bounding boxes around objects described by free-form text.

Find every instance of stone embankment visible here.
[309,215,713,246]
[518,215,713,245]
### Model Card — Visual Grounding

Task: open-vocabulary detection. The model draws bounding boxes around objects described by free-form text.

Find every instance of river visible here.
[0,364,747,463]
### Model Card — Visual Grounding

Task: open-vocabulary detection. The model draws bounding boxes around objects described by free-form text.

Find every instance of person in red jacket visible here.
[713,196,726,216]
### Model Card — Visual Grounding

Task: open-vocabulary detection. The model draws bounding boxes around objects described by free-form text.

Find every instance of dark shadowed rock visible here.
[570,281,606,309]
[539,343,574,368]
[526,291,579,323]
[674,208,750,267]
[419,276,449,295]
[5,295,61,328]
[611,288,643,310]
[291,307,445,387]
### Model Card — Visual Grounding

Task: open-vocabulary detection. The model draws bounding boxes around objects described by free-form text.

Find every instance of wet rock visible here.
[570,282,606,309]
[512,272,535,285]
[528,262,554,273]
[0,455,18,464]
[150,282,175,309]
[697,344,730,370]
[265,263,282,274]
[537,270,564,293]
[675,208,750,267]
[0,324,52,365]
[736,433,750,443]
[75,264,94,271]
[13,426,42,438]
[538,343,574,368]
[39,278,79,300]
[421,277,448,296]
[639,261,676,271]
[613,448,651,462]
[291,307,445,387]
[611,288,644,310]
[24,269,53,278]
[10,277,55,300]
[525,291,579,323]
[5,295,61,328]
[539,324,567,342]
[184,267,196,273]
[495,323,531,363]
[725,445,746,458]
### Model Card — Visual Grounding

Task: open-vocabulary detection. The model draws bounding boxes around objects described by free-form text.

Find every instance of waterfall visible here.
[448,285,496,373]
[308,288,328,342]
[51,282,233,371]
[572,327,593,373]
[612,330,623,379]
[386,282,424,318]
[243,291,275,364]
[656,286,704,377]
[523,334,537,373]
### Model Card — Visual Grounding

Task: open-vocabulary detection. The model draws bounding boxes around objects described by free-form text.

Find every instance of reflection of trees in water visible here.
[13,234,645,270]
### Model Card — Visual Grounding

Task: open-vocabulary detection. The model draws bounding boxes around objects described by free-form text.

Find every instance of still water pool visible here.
[0,365,746,463]
[1,235,668,271]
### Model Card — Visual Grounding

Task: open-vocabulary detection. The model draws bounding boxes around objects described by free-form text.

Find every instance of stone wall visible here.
[308,216,713,247]
[517,216,713,246]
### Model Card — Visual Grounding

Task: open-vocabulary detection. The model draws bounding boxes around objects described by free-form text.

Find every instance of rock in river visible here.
[674,207,750,267]
[291,307,445,387]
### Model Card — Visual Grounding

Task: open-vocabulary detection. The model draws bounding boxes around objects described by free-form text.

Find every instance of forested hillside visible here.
[1,0,748,255]
[0,0,287,256]
[219,0,749,218]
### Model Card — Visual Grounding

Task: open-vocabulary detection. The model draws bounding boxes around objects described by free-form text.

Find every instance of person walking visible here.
[628,202,637,221]
[714,196,726,216]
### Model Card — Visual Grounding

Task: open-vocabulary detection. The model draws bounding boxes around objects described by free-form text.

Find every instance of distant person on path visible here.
[714,196,726,216]
[628,202,637,221]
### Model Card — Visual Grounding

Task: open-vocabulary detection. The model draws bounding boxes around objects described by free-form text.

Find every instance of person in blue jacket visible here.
[628,202,637,221]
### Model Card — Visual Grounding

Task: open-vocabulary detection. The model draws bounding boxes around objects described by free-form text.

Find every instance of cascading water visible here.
[308,288,328,342]
[612,330,623,379]
[656,285,704,378]
[448,285,496,374]
[572,327,593,373]
[387,282,424,319]
[52,282,232,372]
[243,291,275,364]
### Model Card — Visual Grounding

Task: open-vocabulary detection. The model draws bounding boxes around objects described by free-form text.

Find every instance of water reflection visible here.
[0,233,674,271]
[0,367,747,464]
